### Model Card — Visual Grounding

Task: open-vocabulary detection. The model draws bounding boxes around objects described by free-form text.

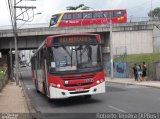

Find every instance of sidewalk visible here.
[105,77,160,89]
[0,81,29,113]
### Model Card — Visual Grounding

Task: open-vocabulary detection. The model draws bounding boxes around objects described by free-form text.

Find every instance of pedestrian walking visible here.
[133,64,138,81]
[137,64,143,81]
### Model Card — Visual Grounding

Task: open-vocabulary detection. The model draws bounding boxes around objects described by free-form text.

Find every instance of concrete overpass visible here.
[0,21,160,55]
[0,20,160,79]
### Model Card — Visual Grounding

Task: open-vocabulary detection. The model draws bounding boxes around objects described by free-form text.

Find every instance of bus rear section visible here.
[31,34,105,99]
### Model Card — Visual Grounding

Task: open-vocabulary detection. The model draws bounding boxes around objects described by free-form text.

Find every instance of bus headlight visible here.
[57,84,61,88]
[96,80,100,84]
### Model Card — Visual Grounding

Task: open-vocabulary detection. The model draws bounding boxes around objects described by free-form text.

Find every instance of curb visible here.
[106,80,160,89]
[20,79,43,118]
[20,80,35,113]
[19,68,39,113]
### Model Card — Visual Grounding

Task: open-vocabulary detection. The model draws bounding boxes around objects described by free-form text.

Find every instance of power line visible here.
[7,0,15,33]
[6,0,37,85]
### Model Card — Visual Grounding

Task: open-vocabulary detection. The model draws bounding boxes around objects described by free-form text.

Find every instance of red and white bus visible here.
[49,9,127,27]
[31,33,105,100]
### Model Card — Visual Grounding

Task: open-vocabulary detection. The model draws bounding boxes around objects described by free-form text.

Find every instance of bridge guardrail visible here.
[0,17,160,30]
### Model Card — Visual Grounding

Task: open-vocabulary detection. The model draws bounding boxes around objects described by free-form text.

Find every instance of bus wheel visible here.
[48,97,54,103]
[35,80,40,93]
[43,82,47,95]
[36,88,40,93]
[84,95,92,99]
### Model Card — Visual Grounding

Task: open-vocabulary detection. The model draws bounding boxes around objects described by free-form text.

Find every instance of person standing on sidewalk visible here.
[133,64,138,81]
[137,64,143,81]
[142,62,147,80]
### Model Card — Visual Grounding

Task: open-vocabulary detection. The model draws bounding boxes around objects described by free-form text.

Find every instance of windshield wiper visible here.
[61,45,74,67]
[62,45,71,57]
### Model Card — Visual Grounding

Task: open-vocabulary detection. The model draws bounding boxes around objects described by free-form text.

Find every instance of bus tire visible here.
[48,97,54,103]
[35,80,40,93]
[43,82,47,95]
[36,88,40,93]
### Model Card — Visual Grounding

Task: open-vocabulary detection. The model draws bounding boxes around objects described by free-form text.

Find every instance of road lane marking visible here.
[108,105,127,113]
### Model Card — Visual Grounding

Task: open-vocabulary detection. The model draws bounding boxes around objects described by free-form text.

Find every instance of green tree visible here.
[148,7,160,20]
[66,4,90,10]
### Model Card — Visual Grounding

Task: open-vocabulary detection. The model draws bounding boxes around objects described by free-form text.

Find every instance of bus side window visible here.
[83,12,93,19]
[43,48,48,60]
[47,47,54,67]
[37,52,40,69]
[97,45,101,62]
[62,13,72,20]
[31,57,35,70]
[40,49,43,68]
[36,49,44,69]
[103,11,113,18]
[50,14,60,26]
[72,13,82,19]
[113,10,124,17]
[93,12,103,18]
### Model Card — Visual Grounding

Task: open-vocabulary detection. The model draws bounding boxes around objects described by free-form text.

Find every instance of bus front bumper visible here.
[49,82,105,99]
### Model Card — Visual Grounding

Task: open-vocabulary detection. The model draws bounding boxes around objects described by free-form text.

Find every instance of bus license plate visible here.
[75,88,84,92]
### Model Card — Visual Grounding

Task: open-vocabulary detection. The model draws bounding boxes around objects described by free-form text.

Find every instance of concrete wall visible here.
[153,26,160,52]
[112,30,153,55]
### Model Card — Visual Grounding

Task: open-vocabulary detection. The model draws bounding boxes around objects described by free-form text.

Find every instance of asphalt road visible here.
[20,67,160,118]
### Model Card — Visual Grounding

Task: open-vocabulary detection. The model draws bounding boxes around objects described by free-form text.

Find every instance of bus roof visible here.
[31,33,101,58]
[53,9,126,15]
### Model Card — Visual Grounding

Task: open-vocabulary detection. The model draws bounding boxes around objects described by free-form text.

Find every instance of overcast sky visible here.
[0,0,160,26]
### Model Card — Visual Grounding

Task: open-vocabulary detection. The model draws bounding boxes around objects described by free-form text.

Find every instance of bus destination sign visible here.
[53,36,97,44]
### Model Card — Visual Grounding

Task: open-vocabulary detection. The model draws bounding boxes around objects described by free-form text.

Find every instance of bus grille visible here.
[61,73,95,87]
[64,82,92,87]
[61,74,94,80]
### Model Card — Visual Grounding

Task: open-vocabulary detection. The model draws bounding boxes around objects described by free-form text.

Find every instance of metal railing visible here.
[0,23,49,30]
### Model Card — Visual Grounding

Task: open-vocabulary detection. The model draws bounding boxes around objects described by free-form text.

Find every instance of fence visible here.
[153,61,160,81]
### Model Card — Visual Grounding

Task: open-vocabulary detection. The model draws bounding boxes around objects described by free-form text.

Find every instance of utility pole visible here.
[151,0,153,17]
[110,13,114,79]
[14,0,19,85]
[10,41,13,80]
[13,0,36,85]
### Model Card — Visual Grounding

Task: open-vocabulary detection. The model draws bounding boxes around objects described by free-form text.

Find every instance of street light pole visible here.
[110,14,114,79]
[14,0,19,85]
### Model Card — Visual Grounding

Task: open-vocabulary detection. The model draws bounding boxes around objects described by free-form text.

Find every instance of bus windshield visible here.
[48,44,102,74]
[49,14,60,27]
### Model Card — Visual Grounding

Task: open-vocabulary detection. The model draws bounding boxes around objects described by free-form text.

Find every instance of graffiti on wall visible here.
[106,62,128,78]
